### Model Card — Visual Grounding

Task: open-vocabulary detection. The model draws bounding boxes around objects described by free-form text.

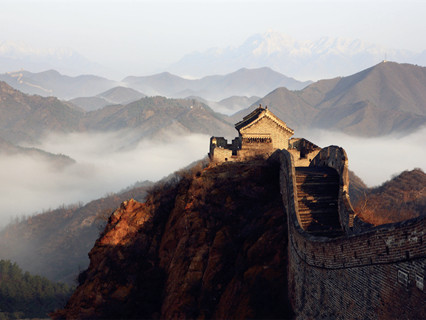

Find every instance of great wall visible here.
[210,106,426,318]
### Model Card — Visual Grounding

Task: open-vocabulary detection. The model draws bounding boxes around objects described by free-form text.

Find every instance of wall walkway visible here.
[270,147,426,319]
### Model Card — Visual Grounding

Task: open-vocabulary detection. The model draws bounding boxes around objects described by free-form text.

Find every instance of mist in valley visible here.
[299,127,426,187]
[1,126,425,228]
[0,131,210,227]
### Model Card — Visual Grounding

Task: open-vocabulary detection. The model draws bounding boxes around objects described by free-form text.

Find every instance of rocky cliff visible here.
[52,160,293,319]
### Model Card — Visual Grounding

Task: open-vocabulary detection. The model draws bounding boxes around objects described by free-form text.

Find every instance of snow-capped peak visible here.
[247,31,391,57]
[0,41,75,58]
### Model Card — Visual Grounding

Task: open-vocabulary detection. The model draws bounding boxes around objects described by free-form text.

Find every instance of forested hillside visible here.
[0,260,73,319]
[354,168,426,225]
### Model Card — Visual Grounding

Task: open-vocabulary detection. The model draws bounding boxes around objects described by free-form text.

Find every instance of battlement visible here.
[209,105,425,318]
[269,147,426,319]
[209,106,319,165]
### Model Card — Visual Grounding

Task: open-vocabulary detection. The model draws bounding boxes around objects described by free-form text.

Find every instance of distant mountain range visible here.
[82,96,235,140]
[232,62,426,136]
[0,62,425,144]
[123,67,310,100]
[0,69,119,100]
[0,81,235,145]
[169,31,426,80]
[70,86,146,111]
[0,41,106,76]
[0,67,310,102]
[2,33,426,83]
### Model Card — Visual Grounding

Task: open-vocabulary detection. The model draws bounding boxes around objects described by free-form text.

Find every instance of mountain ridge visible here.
[234,62,426,136]
[0,81,235,144]
[169,31,426,80]
[0,67,310,102]
[123,67,310,101]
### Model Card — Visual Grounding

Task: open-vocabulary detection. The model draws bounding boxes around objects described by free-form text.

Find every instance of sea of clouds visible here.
[0,131,210,226]
[299,127,426,187]
[0,127,425,227]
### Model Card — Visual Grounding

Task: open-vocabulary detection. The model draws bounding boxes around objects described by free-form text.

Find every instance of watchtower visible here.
[209,105,295,162]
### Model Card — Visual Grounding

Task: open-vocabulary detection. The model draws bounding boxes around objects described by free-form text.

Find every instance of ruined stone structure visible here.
[270,147,426,319]
[209,106,321,166]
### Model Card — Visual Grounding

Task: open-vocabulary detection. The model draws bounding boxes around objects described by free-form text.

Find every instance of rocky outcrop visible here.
[0,184,151,284]
[52,160,292,319]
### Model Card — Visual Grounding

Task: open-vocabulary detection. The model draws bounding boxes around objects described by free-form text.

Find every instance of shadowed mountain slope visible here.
[234,62,426,136]
[84,96,235,139]
[0,82,234,144]
[52,160,292,320]
[231,86,318,130]
[314,61,426,115]
[0,81,84,143]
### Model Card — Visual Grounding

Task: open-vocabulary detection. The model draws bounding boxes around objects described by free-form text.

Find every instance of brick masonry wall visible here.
[211,147,234,163]
[289,149,321,167]
[241,116,292,150]
[310,146,355,232]
[272,149,426,319]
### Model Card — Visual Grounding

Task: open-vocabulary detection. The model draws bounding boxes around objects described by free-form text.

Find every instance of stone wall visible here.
[273,148,426,319]
[310,146,355,232]
[210,147,234,163]
[241,117,292,150]
[288,149,321,167]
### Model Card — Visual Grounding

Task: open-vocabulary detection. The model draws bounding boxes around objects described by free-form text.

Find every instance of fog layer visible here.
[299,127,426,187]
[1,127,425,226]
[0,131,210,226]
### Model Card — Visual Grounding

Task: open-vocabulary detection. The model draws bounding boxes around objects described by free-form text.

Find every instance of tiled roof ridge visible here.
[235,105,294,134]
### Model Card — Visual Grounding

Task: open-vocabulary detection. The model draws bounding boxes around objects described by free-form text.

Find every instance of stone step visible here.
[298,203,337,211]
[297,197,336,202]
[297,192,338,199]
[296,182,338,188]
[298,211,340,221]
[297,187,338,194]
[299,215,341,225]
[295,166,342,236]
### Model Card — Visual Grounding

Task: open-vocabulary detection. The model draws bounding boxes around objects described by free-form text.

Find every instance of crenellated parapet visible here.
[210,106,319,165]
[271,147,426,319]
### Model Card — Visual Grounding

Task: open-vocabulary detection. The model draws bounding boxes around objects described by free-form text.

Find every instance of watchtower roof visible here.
[235,106,294,135]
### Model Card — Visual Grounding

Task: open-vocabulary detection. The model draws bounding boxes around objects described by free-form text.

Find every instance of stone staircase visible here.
[295,167,343,237]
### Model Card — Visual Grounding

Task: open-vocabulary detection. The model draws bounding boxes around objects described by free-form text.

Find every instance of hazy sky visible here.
[1,0,425,76]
